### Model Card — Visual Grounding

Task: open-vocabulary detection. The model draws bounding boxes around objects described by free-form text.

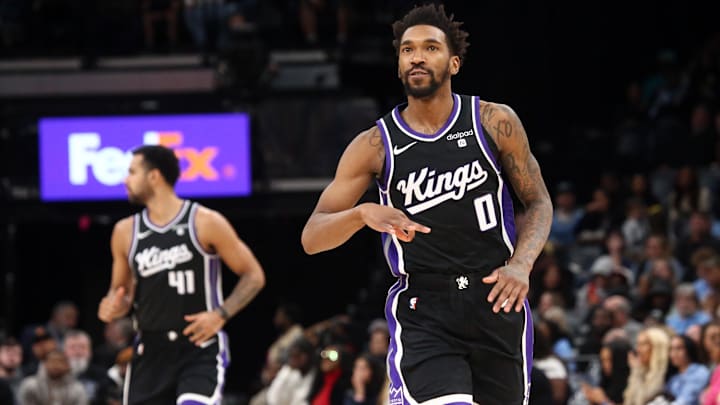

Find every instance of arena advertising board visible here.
[39,113,252,201]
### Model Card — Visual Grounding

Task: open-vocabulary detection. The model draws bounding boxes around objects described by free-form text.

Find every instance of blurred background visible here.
[2,1,720,404]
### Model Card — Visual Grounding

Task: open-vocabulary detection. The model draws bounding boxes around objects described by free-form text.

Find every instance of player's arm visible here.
[480,102,553,312]
[98,217,134,323]
[483,101,552,270]
[183,207,266,345]
[199,207,266,318]
[301,126,430,254]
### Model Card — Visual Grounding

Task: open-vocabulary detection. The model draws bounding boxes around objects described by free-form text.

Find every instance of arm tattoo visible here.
[489,106,552,270]
[494,120,513,138]
[369,129,384,161]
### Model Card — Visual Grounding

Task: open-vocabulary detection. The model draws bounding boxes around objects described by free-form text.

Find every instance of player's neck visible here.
[145,192,184,226]
[404,89,454,134]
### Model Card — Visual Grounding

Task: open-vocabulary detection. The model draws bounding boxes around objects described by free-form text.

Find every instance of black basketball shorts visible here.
[124,330,230,405]
[384,272,533,405]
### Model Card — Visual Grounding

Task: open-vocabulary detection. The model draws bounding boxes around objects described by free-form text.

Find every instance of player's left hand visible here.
[183,311,225,346]
[482,263,530,313]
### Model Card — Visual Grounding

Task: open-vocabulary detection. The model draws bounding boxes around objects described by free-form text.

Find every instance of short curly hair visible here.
[392,3,470,64]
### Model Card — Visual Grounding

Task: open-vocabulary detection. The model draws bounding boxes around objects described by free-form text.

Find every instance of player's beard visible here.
[402,66,451,99]
[127,185,152,205]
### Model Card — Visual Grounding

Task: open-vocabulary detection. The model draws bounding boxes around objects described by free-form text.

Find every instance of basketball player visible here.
[97,145,266,405]
[301,4,552,405]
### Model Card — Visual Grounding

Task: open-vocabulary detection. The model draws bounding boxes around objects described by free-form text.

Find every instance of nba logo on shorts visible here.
[389,385,403,405]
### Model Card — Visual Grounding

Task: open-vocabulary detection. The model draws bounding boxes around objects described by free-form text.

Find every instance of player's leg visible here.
[470,300,533,405]
[385,275,474,404]
[176,331,230,405]
[124,332,179,405]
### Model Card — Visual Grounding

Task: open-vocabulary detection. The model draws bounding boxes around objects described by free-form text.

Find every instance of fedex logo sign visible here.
[69,131,221,186]
[40,114,251,201]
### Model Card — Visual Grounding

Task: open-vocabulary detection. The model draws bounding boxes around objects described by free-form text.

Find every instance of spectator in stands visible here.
[96,346,133,405]
[21,327,57,376]
[0,337,24,396]
[62,330,106,404]
[574,187,618,269]
[674,211,720,278]
[576,305,614,371]
[365,319,389,365]
[666,283,712,335]
[581,339,631,405]
[666,334,710,405]
[529,253,576,310]
[17,349,88,405]
[266,336,318,405]
[549,181,584,249]
[92,317,133,370]
[635,234,686,283]
[308,342,352,405]
[533,319,569,405]
[622,326,671,405]
[696,256,720,315]
[268,301,305,366]
[603,295,643,346]
[622,197,652,262]
[667,165,713,242]
[343,352,384,405]
[699,320,720,371]
[20,301,78,360]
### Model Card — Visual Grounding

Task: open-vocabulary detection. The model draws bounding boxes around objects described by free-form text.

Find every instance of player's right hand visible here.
[98,286,128,322]
[359,203,431,242]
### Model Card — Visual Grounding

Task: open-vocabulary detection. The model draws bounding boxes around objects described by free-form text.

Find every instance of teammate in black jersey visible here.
[98,145,266,405]
[302,4,552,404]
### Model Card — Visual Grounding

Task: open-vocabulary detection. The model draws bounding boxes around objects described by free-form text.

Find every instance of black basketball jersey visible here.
[128,200,223,331]
[376,94,517,276]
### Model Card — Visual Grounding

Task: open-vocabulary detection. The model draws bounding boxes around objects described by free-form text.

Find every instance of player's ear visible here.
[450,56,460,76]
[147,168,160,183]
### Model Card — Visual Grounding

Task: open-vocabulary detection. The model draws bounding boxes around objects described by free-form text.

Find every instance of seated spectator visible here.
[581,339,632,405]
[21,327,57,377]
[603,295,643,345]
[634,234,685,283]
[17,349,88,405]
[365,319,389,365]
[268,301,305,366]
[674,211,720,278]
[20,301,78,362]
[96,346,133,405]
[666,334,710,405]
[92,317,133,370]
[63,330,107,403]
[0,336,24,395]
[343,352,384,405]
[666,283,712,335]
[699,320,720,370]
[308,342,352,405]
[267,336,318,405]
[549,180,584,248]
[623,326,671,405]
[533,320,569,405]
